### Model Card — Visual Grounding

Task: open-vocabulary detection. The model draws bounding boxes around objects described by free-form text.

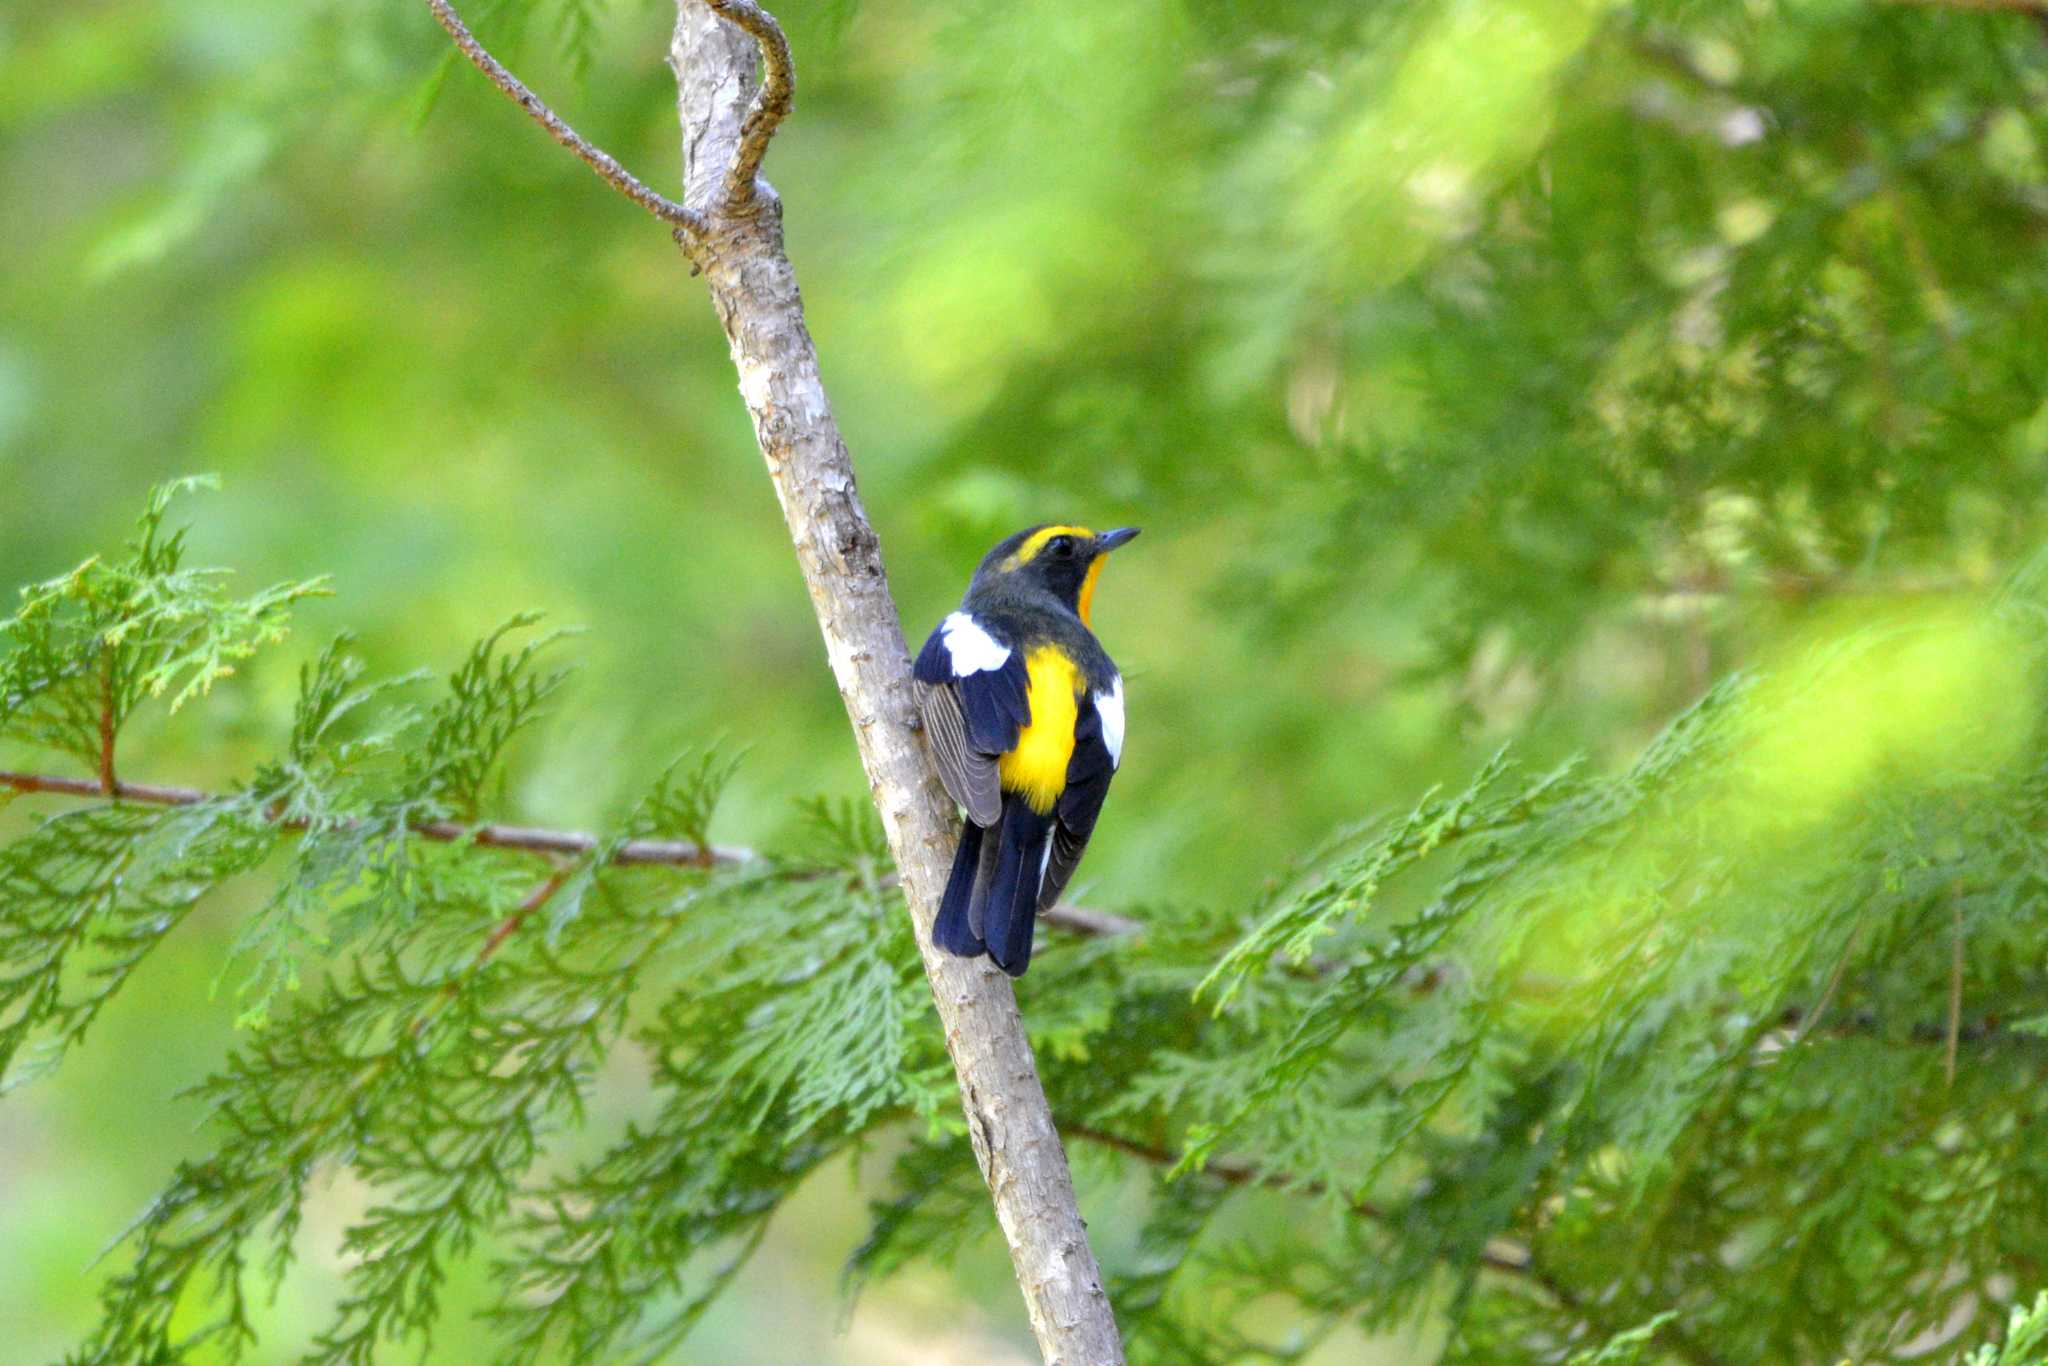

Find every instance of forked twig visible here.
[423,0,704,233]
[701,0,795,203]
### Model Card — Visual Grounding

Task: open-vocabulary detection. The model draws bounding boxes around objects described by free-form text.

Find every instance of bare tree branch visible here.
[668,0,758,211]
[662,0,1127,1355]
[424,0,703,233]
[408,0,1126,1349]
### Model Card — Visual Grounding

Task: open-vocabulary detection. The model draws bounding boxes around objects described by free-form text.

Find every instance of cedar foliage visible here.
[8,0,2048,1361]
[6,479,2047,1363]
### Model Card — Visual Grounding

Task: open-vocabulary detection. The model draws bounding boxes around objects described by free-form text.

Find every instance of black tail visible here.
[931,797,1052,977]
[982,797,1053,977]
[932,818,987,957]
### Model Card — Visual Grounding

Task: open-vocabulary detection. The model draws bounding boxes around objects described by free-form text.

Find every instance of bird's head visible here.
[973,523,1140,625]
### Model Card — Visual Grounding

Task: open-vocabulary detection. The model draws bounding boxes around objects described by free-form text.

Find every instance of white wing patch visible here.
[1096,675,1125,770]
[1037,840,1052,896]
[941,611,1010,675]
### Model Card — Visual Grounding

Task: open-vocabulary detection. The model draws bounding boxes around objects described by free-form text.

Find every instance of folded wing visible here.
[1039,678,1122,912]
[914,611,1031,829]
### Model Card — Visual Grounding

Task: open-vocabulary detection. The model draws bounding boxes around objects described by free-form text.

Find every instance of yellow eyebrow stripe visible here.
[998,646,1082,814]
[1007,524,1094,569]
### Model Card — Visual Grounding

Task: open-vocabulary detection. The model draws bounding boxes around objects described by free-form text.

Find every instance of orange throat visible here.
[1077,557,1106,627]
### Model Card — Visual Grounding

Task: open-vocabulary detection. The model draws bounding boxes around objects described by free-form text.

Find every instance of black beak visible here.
[1095,526,1141,552]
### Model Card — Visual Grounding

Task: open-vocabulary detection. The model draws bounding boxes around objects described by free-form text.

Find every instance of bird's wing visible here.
[1039,677,1122,912]
[915,681,1003,826]
[914,611,1030,828]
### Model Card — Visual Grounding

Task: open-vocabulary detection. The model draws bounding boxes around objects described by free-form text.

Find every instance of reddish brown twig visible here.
[480,867,573,965]
[96,648,118,797]
[407,868,573,1039]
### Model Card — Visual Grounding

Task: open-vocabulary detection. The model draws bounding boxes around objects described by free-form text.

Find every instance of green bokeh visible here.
[5,0,2046,1358]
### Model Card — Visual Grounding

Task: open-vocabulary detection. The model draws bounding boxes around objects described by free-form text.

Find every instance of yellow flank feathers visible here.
[1007,524,1093,570]
[999,645,1082,813]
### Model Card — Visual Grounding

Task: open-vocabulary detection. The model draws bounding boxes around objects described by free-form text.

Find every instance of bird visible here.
[912,524,1137,976]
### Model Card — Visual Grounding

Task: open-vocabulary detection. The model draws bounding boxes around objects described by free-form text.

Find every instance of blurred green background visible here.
[4,0,2046,1358]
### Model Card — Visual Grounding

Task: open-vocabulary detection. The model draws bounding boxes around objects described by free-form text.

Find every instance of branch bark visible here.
[660,5,1124,1356]
[413,4,1125,1353]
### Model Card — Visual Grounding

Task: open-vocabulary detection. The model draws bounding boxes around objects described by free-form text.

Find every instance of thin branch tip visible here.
[423,0,704,235]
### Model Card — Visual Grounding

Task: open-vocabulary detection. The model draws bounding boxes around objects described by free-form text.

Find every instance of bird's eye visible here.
[1048,536,1076,558]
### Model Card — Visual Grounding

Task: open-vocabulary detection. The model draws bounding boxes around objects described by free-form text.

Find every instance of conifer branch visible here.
[855,1112,1718,1366]
[1058,1122,1538,1276]
[415,869,571,1038]
[422,0,703,234]
[0,767,1134,936]
[1067,1118,1732,1366]
[0,768,748,868]
[470,866,572,975]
